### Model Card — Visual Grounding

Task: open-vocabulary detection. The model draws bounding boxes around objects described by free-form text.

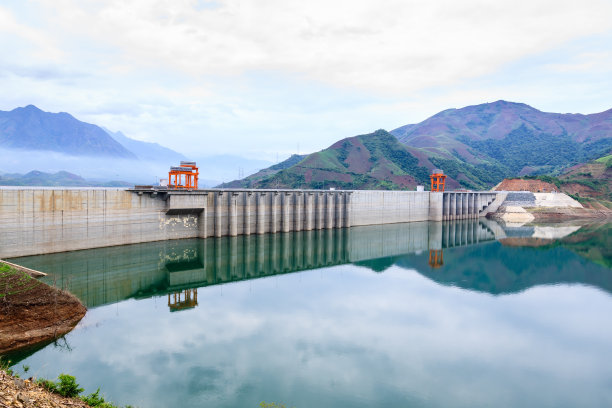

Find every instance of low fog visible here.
[0,148,273,187]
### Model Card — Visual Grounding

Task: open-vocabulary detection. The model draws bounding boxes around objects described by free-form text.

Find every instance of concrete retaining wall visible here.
[0,187,501,258]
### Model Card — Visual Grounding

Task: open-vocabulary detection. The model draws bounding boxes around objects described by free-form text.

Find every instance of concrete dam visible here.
[0,187,501,258]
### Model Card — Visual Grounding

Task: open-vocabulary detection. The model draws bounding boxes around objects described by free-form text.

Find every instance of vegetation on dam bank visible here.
[0,364,137,408]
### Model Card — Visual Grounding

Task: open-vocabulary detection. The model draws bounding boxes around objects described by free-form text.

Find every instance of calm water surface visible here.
[5,220,612,408]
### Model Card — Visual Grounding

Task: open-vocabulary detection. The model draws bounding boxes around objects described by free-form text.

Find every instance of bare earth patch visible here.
[0,265,86,355]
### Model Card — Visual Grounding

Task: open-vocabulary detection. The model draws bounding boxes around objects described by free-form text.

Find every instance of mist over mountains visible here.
[0,105,271,186]
[2,101,610,189]
[0,105,135,158]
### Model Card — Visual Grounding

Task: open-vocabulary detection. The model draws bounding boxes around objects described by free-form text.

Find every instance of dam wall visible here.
[0,187,501,258]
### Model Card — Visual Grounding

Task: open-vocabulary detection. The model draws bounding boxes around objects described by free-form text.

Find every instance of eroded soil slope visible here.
[0,264,86,355]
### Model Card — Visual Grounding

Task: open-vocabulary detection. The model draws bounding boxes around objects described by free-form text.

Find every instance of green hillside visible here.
[218,154,307,188]
[230,130,434,190]
[224,101,612,191]
[392,101,612,179]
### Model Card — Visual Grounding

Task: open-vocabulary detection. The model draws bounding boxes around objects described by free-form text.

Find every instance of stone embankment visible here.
[490,191,609,223]
[0,262,86,355]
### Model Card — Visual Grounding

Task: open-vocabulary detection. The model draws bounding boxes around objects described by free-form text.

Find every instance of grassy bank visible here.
[0,361,134,408]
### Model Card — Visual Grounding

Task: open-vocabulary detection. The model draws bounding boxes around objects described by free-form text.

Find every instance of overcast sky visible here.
[1,0,612,161]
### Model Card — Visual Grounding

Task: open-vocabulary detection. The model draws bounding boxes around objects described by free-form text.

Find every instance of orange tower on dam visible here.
[430,169,446,192]
[168,161,199,190]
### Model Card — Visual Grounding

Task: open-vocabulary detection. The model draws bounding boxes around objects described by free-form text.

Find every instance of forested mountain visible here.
[391,100,612,180]
[226,101,612,191]
[220,130,456,190]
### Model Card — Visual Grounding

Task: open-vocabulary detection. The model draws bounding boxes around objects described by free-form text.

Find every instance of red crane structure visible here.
[428,250,444,268]
[168,161,199,190]
[430,169,447,192]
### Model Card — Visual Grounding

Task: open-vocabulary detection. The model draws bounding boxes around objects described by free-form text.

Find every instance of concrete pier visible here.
[441,191,497,221]
[0,187,502,258]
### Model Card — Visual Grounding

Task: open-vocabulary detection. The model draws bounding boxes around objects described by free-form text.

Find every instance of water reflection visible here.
[10,220,611,309]
[168,288,198,312]
[12,221,495,308]
[5,221,612,408]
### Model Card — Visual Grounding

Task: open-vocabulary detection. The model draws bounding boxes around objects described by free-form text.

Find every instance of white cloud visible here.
[0,0,611,165]
[30,0,612,94]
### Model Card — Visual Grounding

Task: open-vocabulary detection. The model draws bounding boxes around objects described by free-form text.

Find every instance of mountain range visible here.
[1,102,610,190]
[0,105,136,158]
[0,105,274,186]
[0,104,190,162]
[224,101,612,190]
[0,170,132,187]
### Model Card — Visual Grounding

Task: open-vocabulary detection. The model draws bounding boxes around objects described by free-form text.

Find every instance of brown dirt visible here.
[0,370,90,408]
[527,207,610,220]
[495,179,558,192]
[559,182,602,198]
[499,237,554,247]
[0,265,86,355]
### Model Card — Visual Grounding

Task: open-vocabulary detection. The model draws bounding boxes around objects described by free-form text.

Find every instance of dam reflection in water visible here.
[12,220,496,309]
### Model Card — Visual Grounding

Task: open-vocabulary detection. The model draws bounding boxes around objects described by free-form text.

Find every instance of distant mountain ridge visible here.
[227,101,612,190]
[0,105,188,164]
[0,105,135,158]
[0,170,132,187]
[391,100,612,178]
[103,128,187,162]
[392,100,612,145]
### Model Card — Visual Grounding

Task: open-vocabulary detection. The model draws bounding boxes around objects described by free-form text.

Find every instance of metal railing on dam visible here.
[0,187,502,258]
[9,220,497,308]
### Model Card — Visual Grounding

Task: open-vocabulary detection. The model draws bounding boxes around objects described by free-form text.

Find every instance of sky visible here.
[1,0,612,162]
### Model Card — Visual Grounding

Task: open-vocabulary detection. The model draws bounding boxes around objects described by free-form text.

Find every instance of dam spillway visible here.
[0,187,500,258]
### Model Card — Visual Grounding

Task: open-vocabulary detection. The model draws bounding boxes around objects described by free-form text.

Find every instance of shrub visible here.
[56,374,84,397]
[0,358,15,377]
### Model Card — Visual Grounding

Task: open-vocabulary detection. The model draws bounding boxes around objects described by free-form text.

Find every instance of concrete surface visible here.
[0,187,503,257]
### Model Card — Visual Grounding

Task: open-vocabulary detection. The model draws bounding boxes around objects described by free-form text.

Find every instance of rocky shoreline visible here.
[0,370,91,408]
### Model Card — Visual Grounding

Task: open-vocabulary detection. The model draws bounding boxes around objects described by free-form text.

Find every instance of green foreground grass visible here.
[1,358,133,408]
[0,263,42,299]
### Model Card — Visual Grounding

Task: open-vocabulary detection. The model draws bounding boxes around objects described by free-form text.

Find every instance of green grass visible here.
[0,263,42,299]
[595,154,612,163]
[36,374,135,408]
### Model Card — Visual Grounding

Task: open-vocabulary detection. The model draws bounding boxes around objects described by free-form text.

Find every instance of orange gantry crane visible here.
[430,169,447,192]
[168,161,199,190]
[428,249,444,268]
[168,288,198,312]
